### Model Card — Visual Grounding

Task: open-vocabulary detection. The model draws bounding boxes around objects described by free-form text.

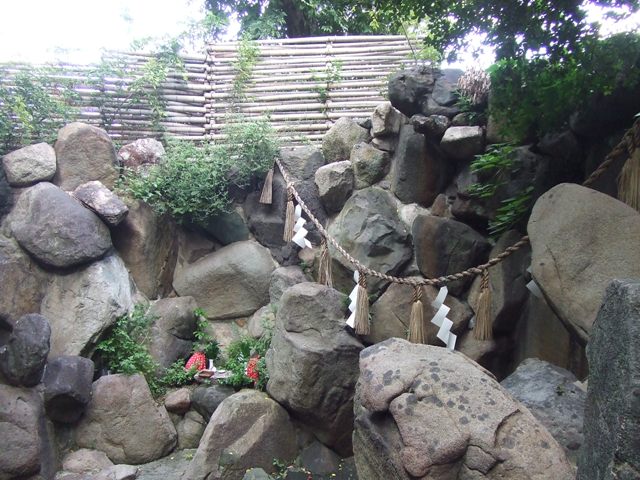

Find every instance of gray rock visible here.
[365,282,472,347]
[371,136,397,153]
[503,358,586,465]
[322,118,370,163]
[315,161,354,213]
[53,122,119,190]
[350,142,389,189]
[371,102,403,137]
[164,388,191,415]
[388,67,437,117]
[411,114,450,139]
[390,123,446,206]
[191,384,236,421]
[440,126,485,161]
[354,338,575,480]
[112,198,178,300]
[528,184,640,343]
[243,469,273,480]
[0,313,50,387]
[0,168,12,221]
[136,450,195,480]
[0,384,42,479]
[9,182,112,268]
[195,209,249,245]
[412,214,491,295]
[267,283,363,455]
[247,305,275,339]
[269,266,308,304]
[118,138,165,170]
[173,241,275,320]
[41,254,134,357]
[62,449,114,474]
[75,374,177,464]
[182,389,298,480]
[73,180,128,226]
[175,410,206,449]
[328,187,412,293]
[43,355,95,423]
[432,69,463,106]
[2,142,56,186]
[451,112,482,126]
[300,441,342,476]
[577,280,640,479]
[279,145,325,181]
[420,97,462,118]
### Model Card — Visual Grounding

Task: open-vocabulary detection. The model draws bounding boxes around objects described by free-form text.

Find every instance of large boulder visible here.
[61,449,114,475]
[269,266,308,304]
[190,384,235,421]
[53,122,119,190]
[118,138,165,170]
[0,384,43,480]
[322,118,370,163]
[350,142,389,189]
[41,254,135,357]
[328,187,413,293]
[502,358,586,464]
[279,145,325,181]
[314,160,354,214]
[388,67,437,117]
[173,241,275,320]
[371,102,403,137]
[72,181,129,227]
[440,126,485,161]
[112,198,178,300]
[2,142,56,187]
[0,313,50,387]
[182,389,298,480]
[528,184,640,342]
[577,280,640,479]
[9,182,112,268]
[390,123,446,206]
[412,214,491,295]
[432,69,463,106]
[354,338,575,479]
[266,283,363,455]
[43,355,95,423]
[75,374,177,464]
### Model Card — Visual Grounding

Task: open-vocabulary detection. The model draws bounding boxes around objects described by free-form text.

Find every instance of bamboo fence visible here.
[1,35,422,144]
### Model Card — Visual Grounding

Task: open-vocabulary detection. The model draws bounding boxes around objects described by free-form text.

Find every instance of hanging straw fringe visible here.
[259,166,274,205]
[355,272,370,335]
[618,149,640,211]
[283,186,295,242]
[318,239,333,287]
[408,286,426,344]
[473,269,493,341]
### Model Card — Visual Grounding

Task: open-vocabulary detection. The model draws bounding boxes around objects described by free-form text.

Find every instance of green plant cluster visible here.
[311,60,343,107]
[230,36,259,105]
[219,328,272,391]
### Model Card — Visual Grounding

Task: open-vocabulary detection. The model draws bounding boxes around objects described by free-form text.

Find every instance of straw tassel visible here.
[318,239,333,287]
[408,285,426,344]
[259,166,274,205]
[473,269,493,340]
[618,149,640,211]
[355,272,370,335]
[283,186,295,242]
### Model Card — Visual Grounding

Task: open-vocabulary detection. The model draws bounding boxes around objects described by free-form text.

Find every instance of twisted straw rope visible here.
[275,118,640,287]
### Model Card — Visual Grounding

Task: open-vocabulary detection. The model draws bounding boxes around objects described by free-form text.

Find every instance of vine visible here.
[230,36,259,107]
[311,60,343,114]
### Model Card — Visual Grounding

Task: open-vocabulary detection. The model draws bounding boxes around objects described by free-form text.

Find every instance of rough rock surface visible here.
[528,184,640,342]
[354,338,575,479]
[165,388,191,415]
[41,254,134,357]
[440,126,485,161]
[315,160,354,213]
[0,313,51,387]
[112,198,177,299]
[10,182,112,268]
[350,142,389,188]
[322,118,370,163]
[577,280,640,479]
[388,67,436,117]
[174,410,207,449]
[173,241,274,320]
[43,355,95,423]
[412,114,450,139]
[371,102,403,137]
[53,122,119,190]
[191,385,235,421]
[62,449,114,474]
[2,142,57,186]
[432,69,463,106]
[136,450,195,480]
[0,168,12,222]
[196,209,249,246]
[269,266,308,304]
[267,283,363,455]
[279,145,325,181]
[72,181,129,226]
[502,358,585,464]
[118,138,165,170]
[75,374,177,464]
[182,389,298,480]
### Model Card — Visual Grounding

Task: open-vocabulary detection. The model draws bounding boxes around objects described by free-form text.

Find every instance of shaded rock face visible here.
[174,410,207,450]
[315,160,354,214]
[432,69,463,107]
[578,280,640,480]
[182,389,298,480]
[53,122,119,190]
[440,126,485,161]
[269,266,308,304]
[371,102,403,137]
[118,138,165,170]
[502,358,586,465]
[528,183,640,343]
[41,254,135,357]
[322,118,370,163]
[0,313,50,387]
[354,338,575,480]
[195,209,249,246]
[191,384,235,421]
[173,241,275,320]
[75,374,177,465]
[0,168,12,222]
[388,67,437,117]
[350,142,389,189]
[43,355,95,423]
[9,182,112,268]
[266,283,363,455]
[279,145,325,181]
[72,181,129,227]
[328,187,413,292]
[2,142,56,187]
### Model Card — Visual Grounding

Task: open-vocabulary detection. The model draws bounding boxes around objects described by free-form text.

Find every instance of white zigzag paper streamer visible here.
[525,266,543,298]
[431,286,457,351]
[346,270,359,329]
[291,204,312,250]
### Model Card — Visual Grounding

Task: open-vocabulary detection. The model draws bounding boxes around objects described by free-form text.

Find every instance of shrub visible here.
[219,328,272,391]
